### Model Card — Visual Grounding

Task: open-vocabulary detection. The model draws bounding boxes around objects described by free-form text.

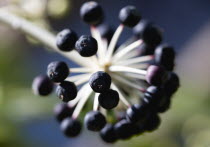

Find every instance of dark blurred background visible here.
[0,0,210,147]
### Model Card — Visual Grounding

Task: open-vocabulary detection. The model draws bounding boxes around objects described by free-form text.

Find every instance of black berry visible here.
[84,111,106,131]
[126,104,149,123]
[98,89,119,109]
[56,29,78,52]
[133,20,162,46]
[32,74,54,96]
[119,6,141,27]
[80,1,104,26]
[89,71,111,93]
[100,124,118,143]
[54,103,74,122]
[56,81,77,102]
[60,118,82,137]
[164,72,180,96]
[144,113,161,132]
[47,61,69,83]
[155,44,175,71]
[146,65,168,86]
[97,24,114,43]
[75,35,98,57]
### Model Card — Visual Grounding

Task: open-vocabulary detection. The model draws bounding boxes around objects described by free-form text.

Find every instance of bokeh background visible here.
[0,0,210,147]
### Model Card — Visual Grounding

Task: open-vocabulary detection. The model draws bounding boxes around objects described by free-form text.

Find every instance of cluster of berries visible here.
[32,1,180,143]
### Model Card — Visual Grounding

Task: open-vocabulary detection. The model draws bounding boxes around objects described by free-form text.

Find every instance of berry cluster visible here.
[32,1,180,143]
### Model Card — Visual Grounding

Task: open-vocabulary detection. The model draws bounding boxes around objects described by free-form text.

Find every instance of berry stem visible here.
[111,83,131,107]
[93,93,99,111]
[112,39,143,62]
[74,76,90,86]
[0,9,96,68]
[72,86,93,119]
[68,83,89,107]
[105,24,124,62]
[70,67,93,73]
[109,65,147,75]
[116,55,154,66]
[112,74,145,92]
[66,73,92,82]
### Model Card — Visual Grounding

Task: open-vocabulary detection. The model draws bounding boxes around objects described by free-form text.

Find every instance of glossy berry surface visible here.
[75,35,98,57]
[54,103,74,122]
[32,74,54,96]
[84,111,106,131]
[100,124,118,143]
[60,118,81,137]
[47,61,69,83]
[146,65,168,86]
[89,71,111,93]
[119,6,141,27]
[56,29,78,52]
[98,89,119,109]
[56,81,77,102]
[80,1,104,26]
[155,44,175,71]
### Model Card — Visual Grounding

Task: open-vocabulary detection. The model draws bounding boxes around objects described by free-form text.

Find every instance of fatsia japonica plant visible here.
[0,1,179,143]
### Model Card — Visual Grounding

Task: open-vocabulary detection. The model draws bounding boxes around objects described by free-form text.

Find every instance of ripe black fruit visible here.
[56,81,77,102]
[100,124,118,143]
[47,61,69,83]
[54,103,74,122]
[60,118,81,137]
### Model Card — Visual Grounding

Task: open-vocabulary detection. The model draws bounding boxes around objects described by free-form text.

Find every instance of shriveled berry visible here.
[164,72,180,96]
[47,61,69,83]
[144,113,161,132]
[54,103,74,122]
[89,71,111,93]
[80,1,104,26]
[155,44,175,71]
[75,35,98,57]
[84,111,106,131]
[60,118,81,137]
[98,89,119,109]
[100,124,118,143]
[126,104,149,123]
[56,81,77,102]
[119,6,141,27]
[146,65,168,86]
[133,20,162,46]
[56,29,78,52]
[97,24,114,43]
[32,74,54,96]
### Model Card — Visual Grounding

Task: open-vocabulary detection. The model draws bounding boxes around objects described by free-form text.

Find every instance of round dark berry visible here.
[133,20,162,46]
[89,71,111,93]
[100,124,118,143]
[137,42,156,56]
[146,65,168,86]
[56,29,78,52]
[56,81,77,102]
[60,118,81,137]
[97,24,114,43]
[164,72,180,96]
[75,35,98,57]
[54,103,74,122]
[155,44,175,71]
[47,61,69,83]
[80,1,104,26]
[142,86,165,108]
[32,74,54,96]
[84,111,106,131]
[119,6,141,27]
[144,113,161,132]
[114,119,136,139]
[157,98,171,113]
[126,104,149,123]
[98,89,119,109]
